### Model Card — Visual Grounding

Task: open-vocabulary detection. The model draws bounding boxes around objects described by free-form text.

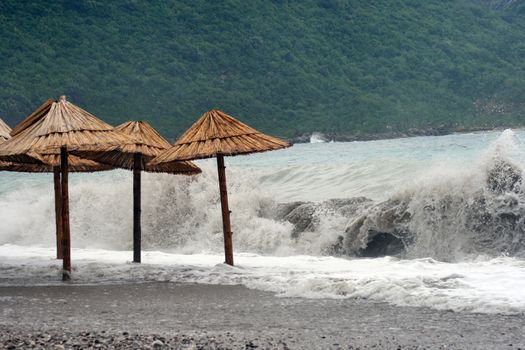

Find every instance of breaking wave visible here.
[0,130,524,262]
[310,132,327,143]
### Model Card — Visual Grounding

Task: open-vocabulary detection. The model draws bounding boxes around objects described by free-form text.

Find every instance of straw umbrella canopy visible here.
[151,109,291,265]
[0,95,133,280]
[75,120,201,263]
[0,118,10,142]
[0,154,113,172]
[0,114,114,172]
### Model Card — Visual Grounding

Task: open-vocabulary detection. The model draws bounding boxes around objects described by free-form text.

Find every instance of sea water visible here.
[0,129,524,314]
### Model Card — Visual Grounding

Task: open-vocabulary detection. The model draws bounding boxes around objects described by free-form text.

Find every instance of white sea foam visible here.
[1,245,524,314]
[310,132,327,143]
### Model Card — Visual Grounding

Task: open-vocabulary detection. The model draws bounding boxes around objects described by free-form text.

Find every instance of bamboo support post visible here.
[60,147,71,281]
[217,154,234,266]
[133,152,142,263]
[53,166,63,259]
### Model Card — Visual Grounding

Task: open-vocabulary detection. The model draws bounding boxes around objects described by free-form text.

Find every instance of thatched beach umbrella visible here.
[0,118,11,142]
[75,121,201,263]
[2,115,114,259]
[150,109,291,265]
[0,96,133,280]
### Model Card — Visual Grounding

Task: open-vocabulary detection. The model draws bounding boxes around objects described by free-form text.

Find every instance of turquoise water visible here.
[1,129,523,201]
[231,129,525,201]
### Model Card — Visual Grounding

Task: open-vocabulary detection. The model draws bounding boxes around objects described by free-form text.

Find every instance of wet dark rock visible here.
[344,198,412,257]
[289,133,311,144]
[284,203,318,238]
[323,197,374,217]
[273,198,373,239]
[271,201,308,221]
[361,231,406,257]
[266,156,525,260]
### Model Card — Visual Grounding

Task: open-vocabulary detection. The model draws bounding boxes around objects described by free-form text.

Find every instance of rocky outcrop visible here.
[271,197,373,239]
[267,156,525,260]
[344,198,412,257]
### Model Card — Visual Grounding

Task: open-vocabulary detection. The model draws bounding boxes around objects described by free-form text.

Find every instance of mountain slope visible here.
[0,0,524,139]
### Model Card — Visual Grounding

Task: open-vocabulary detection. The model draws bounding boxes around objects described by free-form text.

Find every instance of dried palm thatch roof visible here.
[0,114,113,173]
[0,118,11,142]
[0,96,133,164]
[151,109,290,164]
[0,154,114,173]
[77,121,201,174]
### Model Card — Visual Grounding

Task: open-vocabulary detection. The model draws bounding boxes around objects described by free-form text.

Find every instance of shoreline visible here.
[289,126,519,144]
[1,282,525,349]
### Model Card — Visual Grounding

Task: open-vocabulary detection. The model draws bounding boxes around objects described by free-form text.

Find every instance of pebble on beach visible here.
[0,326,419,350]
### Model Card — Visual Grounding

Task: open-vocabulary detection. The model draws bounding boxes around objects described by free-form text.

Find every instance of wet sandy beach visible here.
[1,282,524,349]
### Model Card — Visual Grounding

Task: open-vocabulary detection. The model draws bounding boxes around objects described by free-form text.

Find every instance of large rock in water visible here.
[322,198,374,217]
[271,197,373,239]
[344,198,412,257]
[281,202,317,238]
[267,157,525,260]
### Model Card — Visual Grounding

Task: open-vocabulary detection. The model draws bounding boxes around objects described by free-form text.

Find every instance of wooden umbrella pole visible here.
[60,147,71,281]
[133,152,142,263]
[53,166,63,259]
[217,154,234,266]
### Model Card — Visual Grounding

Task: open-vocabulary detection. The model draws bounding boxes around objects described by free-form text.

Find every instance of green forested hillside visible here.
[0,0,524,140]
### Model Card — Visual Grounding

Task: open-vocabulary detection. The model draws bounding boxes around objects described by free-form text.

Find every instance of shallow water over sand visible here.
[2,246,525,315]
